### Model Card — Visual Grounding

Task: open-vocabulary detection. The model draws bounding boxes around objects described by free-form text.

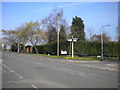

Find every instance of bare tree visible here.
[41,8,68,42]
[91,33,110,43]
[86,27,95,41]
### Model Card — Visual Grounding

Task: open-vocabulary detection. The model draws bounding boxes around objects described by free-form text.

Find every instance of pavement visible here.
[1,52,118,88]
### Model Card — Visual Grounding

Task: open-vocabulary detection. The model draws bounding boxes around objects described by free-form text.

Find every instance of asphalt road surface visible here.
[1,52,118,88]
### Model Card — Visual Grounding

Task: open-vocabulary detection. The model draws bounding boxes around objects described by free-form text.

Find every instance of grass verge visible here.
[33,53,97,60]
[19,52,119,61]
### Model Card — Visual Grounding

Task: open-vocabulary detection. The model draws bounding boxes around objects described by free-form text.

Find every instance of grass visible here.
[21,52,119,61]
[65,56,97,60]
[104,57,119,60]
[32,53,98,61]
[34,54,64,58]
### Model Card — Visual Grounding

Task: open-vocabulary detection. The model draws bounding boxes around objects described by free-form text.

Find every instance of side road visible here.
[13,52,118,72]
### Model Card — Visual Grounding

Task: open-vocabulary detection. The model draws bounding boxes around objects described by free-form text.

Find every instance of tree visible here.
[91,33,110,43]
[2,30,17,51]
[59,25,67,40]
[20,21,47,54]
[46,26,57,42]
[86,27,95,41]
[14,25,28,52]
[42,8,68,43]
[71,16,85,41]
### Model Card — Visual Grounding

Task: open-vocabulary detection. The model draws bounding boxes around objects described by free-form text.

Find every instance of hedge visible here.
[32,40,119,57]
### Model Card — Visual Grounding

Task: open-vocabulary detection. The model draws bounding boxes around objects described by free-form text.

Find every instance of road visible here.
[1,52,118,88]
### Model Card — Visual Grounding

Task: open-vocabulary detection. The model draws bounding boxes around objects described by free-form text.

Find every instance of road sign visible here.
[61,50,67,54]
[68,39,72,42]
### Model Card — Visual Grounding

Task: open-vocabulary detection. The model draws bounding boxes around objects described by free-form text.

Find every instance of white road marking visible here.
[108,68,115,71]
[11,70,14,72]
[2,63,24,79]
[2,64,11,70]
[14,73,23,79]
[57,67,88,77]
[57,67,100,78]
[18,76,23,79]
[0,67,6,72]
[56,66,117,81]
[15,73,19,76]
[31,85,38,88]
[80,64,117,71]
[101,67,107,69]
[106,64,117,66]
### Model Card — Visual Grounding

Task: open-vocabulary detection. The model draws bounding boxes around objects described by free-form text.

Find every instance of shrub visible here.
[32,40,118,57]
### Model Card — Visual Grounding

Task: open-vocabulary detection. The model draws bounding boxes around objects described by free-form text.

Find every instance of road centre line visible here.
[106,64,117,66]
[11,70,14,72]
[31,85,38,88]
[0,67,6,72]
[14,72,23,79]
[56,67,92,77]
[55,66,117,81]
[80,64,117,71]
[2,64,11,70]
[2,63,24,79]
[18,75,23,79]
[2,63,39,88]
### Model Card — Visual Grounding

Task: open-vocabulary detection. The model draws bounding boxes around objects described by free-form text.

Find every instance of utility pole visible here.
[18,43,19,52]
[101,28,103,60]
[71,36,74,58]
[57,14,60,56]
[100,25,110,60]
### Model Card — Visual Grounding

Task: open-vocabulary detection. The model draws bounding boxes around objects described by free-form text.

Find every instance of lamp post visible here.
[57,14,60,56]
[100,25,110,60]
[18,43,19,53]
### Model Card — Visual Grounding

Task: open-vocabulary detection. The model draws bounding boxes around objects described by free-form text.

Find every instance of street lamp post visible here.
[100,25,110,60]
[18,43,19,53]
[57,14,60,56]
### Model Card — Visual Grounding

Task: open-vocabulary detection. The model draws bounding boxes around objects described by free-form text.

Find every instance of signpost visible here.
[61,50,67,55]
[68,36,78,58]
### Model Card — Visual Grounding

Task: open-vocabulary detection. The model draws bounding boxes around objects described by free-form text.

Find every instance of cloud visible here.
[35,2,95,13]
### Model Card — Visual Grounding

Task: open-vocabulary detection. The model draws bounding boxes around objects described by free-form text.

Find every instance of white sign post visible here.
[68,36,78,58]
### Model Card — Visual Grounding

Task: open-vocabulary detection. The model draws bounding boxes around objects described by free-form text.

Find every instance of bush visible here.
[33,40,119,57]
